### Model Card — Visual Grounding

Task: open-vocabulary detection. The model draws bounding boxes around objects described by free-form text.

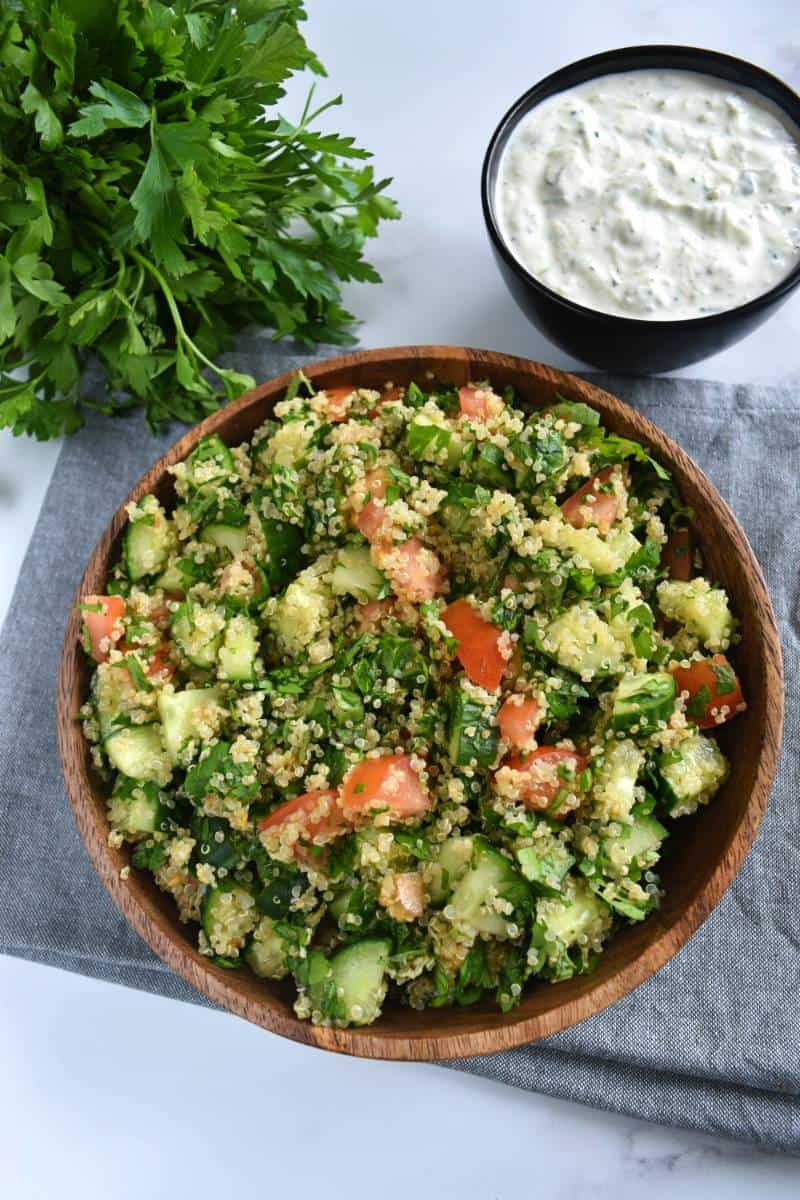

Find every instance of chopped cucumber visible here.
[611,671,676,735]
[245,915,289,980]
[449,837,528,937]
[427,835,474,903]
[125,508,174,582]
[271,566,333,655]
[203,882,257,958]
[154,561,186,592]
[623,813,668,863]
[105,724,172,785]
[658,732,729,816]
[107,777,165,836]
[331,544,386,603]
[590,739,643,823]
[447,685,498,768]
[93,662,136,737]
[538,879,610,944]
[218,615,259,682]
[298,938,391,1026]
[158,686,222,764]
[517,835,575,897]
[171,601,224,669]
[185,435,234,487]
[300,948,335,1012]
[154,554,215,593]
[200,523,249,556]
[656,578,733,651]
[265,416,319,468]
[600,811,668,877]
[541,519,639,576]
[331,939,391,1026]
[531,878,612,980]
[543,604,626,679]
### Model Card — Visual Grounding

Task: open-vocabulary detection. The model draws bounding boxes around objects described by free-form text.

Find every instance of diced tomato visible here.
[146,641,175,681]
[81,594,126,662]
[118,636,175,682]
[662,527,693,581]
[320,385,355,422]
[258,789,349,849]
[356,598,398,633]
[368,385,404,418]
[669,654,746,729]
[376,536,446,603]
[498,695,542,752]
[458,385,502,421]
[149,592,184,628]
[353,468,389,542]
[340,754,431,820]
[560,468,619,534]
[495,747,588,817]
[441,597,507,691]
[357,502,387,543]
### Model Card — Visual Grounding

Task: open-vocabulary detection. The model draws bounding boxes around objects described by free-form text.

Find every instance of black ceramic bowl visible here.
[482,45,800,372]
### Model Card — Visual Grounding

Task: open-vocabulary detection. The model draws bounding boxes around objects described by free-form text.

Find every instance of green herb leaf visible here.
[69,80,151,138]
[132,841,167,871]
[686,684,712,719]
[712,660,736,695]
[0,3,398,440]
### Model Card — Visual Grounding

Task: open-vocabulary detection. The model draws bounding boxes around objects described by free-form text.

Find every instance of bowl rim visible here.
[57,345,784,1061]
[481,43,800,330]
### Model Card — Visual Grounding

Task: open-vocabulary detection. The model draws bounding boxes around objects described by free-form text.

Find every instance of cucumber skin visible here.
[218,616,258,682]
[245,916,289,980]
[187,435,234,483]
[170,603,223,669]
[330,939,391,1026]
[104,724,172,785]
[449,837,527,937]
[109,778,164,835]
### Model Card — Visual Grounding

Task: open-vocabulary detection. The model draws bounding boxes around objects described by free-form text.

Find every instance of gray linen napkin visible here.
[1,340,798,1151]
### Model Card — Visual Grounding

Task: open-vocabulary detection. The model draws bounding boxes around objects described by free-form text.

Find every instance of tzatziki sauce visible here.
[496,69,800,320]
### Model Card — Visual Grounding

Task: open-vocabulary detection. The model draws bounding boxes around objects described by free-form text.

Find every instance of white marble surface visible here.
[2,0,798,1192]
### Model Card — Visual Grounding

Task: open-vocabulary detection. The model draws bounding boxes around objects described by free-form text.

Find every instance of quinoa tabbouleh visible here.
[79,373,746,1027]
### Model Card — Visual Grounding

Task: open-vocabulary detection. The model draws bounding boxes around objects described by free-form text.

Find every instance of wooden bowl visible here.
[57,346,783,1060]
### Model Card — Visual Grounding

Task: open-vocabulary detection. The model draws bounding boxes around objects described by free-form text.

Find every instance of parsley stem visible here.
[129,249,227,382]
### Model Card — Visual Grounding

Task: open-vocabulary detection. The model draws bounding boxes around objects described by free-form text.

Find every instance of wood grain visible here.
[56,346,784,1061]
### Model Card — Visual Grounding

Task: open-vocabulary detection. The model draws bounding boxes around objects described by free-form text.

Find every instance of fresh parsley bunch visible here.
[0,1,399,438]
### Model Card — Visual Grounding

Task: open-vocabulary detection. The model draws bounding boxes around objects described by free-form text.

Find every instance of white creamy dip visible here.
[496,69,800,319]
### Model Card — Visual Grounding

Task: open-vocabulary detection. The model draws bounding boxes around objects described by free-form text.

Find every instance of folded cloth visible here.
[1,341,797,1151]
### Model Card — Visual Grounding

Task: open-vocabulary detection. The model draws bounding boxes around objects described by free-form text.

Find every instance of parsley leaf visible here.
[712,660,736,695]
[686,684,712,719]
[0,2,399,439]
